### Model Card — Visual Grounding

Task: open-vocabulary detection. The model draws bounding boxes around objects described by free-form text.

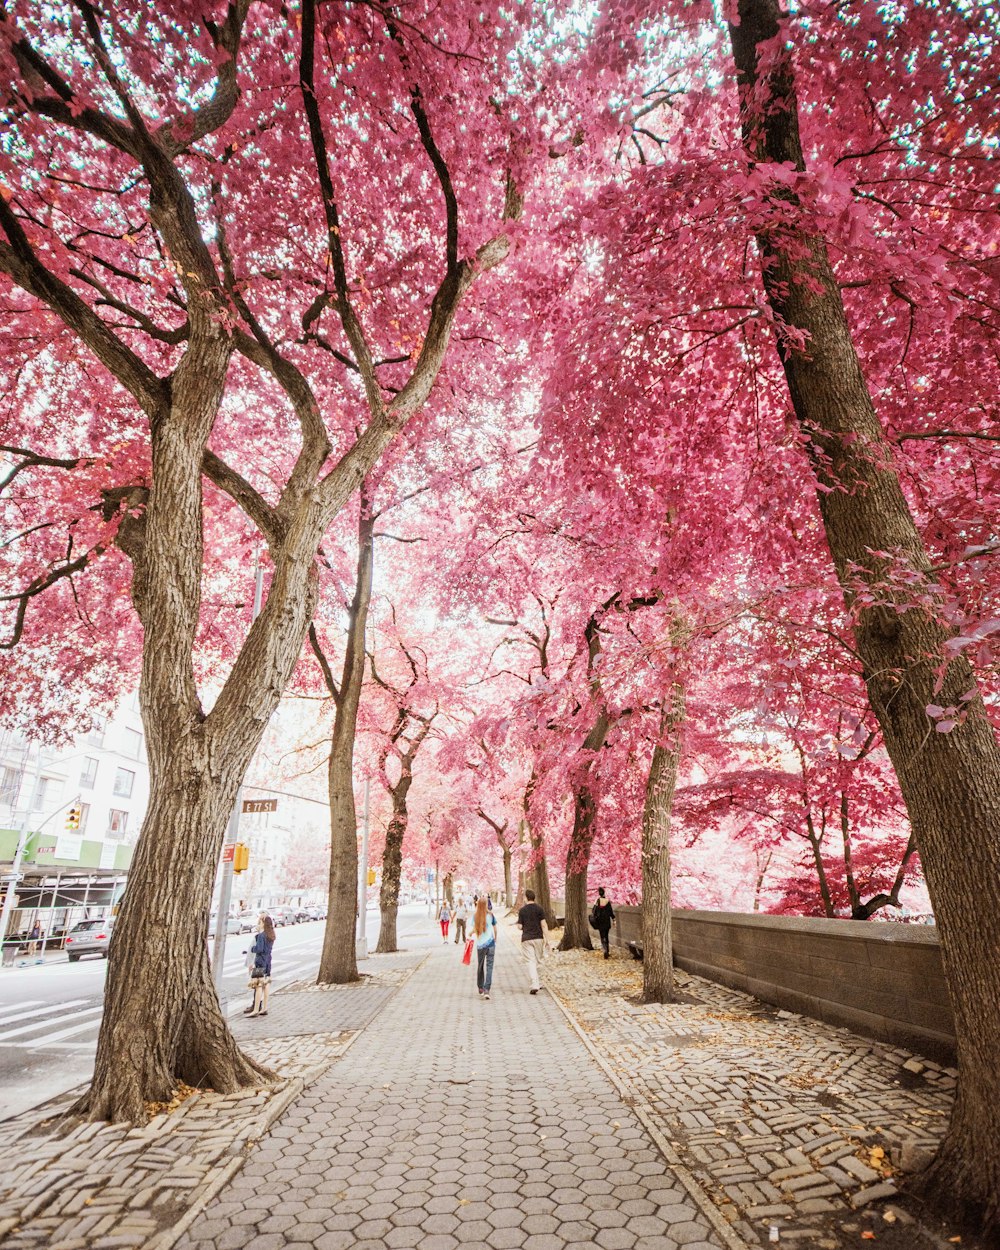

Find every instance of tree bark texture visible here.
[376,805,407,954]
[642,688,684,1004]
[559,708,611,951]
[520,776,556,927]
[730,0,1000,1227]
[317,505,374,985]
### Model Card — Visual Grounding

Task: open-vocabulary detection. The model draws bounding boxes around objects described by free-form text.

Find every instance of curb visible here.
[148,1076,305,1250]
[545,978,753,1250]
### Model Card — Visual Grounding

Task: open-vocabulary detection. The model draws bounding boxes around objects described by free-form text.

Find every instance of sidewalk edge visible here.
[147,1076,302,1250]
[545,983,752,1250]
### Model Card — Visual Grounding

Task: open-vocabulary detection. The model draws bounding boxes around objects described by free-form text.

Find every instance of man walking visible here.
[453,898,468,944]
[516,889,549,995]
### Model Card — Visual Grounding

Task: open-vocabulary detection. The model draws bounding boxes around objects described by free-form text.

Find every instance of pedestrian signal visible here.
[233,843,250,873]
[65,805,82,831]
[366,868,377,886]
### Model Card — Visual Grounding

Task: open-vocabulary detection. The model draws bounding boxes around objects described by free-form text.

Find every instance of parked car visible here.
[307,907,327,921]
[269,906,298,926]
[208,913,241,937]
[236,912,257,933]
[65,919,113,962]
[294,909,313,923]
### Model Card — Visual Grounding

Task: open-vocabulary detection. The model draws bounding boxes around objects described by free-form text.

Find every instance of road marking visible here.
[16,1012,106,1045]
[12,1038,98,1051]
[1,998,90,1027]
[0,1005,102,1041]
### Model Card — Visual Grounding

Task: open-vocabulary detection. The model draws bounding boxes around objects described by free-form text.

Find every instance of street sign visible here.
[242,798,277,814]
[221,843,236,863]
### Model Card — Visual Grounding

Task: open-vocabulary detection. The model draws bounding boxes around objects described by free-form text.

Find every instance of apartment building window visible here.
[108,809,129,840]
[80,757,99,789]
[85,719,106,747]
[35,777,53,807]
[0,767,21,807]
[113,768,135,798]
[79,802,90,833]
[123,728,144,760]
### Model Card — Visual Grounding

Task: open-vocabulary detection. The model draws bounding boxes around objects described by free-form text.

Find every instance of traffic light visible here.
[65,805,82,831]
[366,868,377,886]
[233,843,250,873]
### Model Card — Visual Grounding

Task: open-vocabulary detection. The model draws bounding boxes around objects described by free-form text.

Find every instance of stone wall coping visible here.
[614,904,941,948]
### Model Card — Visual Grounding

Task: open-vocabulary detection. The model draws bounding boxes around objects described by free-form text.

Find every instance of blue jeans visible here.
[476,942,495,992]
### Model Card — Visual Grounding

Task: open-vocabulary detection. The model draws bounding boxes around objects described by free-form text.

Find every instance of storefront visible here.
[0,867,127,961]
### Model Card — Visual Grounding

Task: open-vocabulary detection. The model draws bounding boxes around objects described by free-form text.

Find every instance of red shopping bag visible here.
[462,938,474,965]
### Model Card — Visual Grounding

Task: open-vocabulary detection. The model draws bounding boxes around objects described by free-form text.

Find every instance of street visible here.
[0,903,440,1122]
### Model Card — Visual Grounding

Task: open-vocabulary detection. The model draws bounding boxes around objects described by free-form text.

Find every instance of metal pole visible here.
[356,777,370,961]
[0,746,43,970]
[211,552,265,989]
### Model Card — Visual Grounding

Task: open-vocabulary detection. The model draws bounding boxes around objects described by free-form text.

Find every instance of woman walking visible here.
[245,913,275,1017]
[472,897,498,999]
[438,900,452,942]
[591,887,615,959]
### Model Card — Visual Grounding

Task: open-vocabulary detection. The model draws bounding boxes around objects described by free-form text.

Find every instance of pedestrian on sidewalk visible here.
[453,898,468,944]
[245,913,275,1017]
[591,887,615,959]
[517,889,550,995]
[438,900,452,942]
[27,921,41,957]
[472,896,498,999]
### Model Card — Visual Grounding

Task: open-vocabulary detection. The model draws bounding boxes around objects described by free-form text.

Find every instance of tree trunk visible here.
[75,332,304,1122]
[501,846,513,908]
[642,688,684,1004]
[317,504,374,985]
[804,816,835,918]
[561,864,592,952]
[559,707,611,951]
[376,806,406,954]
[81,759,273,1122]
[443,873,454,906]
[729,1,1000,1228]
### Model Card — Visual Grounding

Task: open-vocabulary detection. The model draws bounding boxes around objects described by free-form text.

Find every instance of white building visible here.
[0,697,149,949]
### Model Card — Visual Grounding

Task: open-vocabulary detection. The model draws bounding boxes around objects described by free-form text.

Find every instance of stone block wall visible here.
[611,906,954,1063]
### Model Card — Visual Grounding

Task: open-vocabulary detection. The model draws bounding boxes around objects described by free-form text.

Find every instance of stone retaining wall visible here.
[611,906,955,1062]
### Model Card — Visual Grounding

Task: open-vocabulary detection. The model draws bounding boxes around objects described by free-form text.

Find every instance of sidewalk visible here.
[0,931,983,1250]
[541,945,972,1250]
[178,938,731,1250]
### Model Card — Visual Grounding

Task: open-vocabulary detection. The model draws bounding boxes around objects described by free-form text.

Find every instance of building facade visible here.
[0,697,149,951]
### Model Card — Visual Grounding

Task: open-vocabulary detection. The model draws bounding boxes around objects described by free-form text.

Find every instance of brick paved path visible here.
[542,949,966,1250]
[179,939,731,1250]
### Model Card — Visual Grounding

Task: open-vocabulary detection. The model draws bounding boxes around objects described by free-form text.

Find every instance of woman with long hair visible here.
[471,896,498,999]
[245,913,276,1017]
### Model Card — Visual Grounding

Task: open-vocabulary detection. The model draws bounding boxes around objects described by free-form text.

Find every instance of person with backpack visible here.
[590,887,615,959]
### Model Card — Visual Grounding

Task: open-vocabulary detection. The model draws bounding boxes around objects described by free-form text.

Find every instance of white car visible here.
[208,913,241,937]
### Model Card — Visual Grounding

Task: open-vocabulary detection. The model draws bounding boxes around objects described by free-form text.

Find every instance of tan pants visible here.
[521,939,544,990]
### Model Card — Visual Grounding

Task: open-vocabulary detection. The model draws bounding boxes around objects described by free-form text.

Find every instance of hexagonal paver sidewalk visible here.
[178,936,733,1250]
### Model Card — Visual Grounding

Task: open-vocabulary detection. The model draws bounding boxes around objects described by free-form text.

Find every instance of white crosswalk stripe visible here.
[0,1004,103,1044]
[2,999,89,1027]
[10,1013,106,1047]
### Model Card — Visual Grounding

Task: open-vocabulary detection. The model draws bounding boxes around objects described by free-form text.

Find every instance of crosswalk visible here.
[0,951,322,1053]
